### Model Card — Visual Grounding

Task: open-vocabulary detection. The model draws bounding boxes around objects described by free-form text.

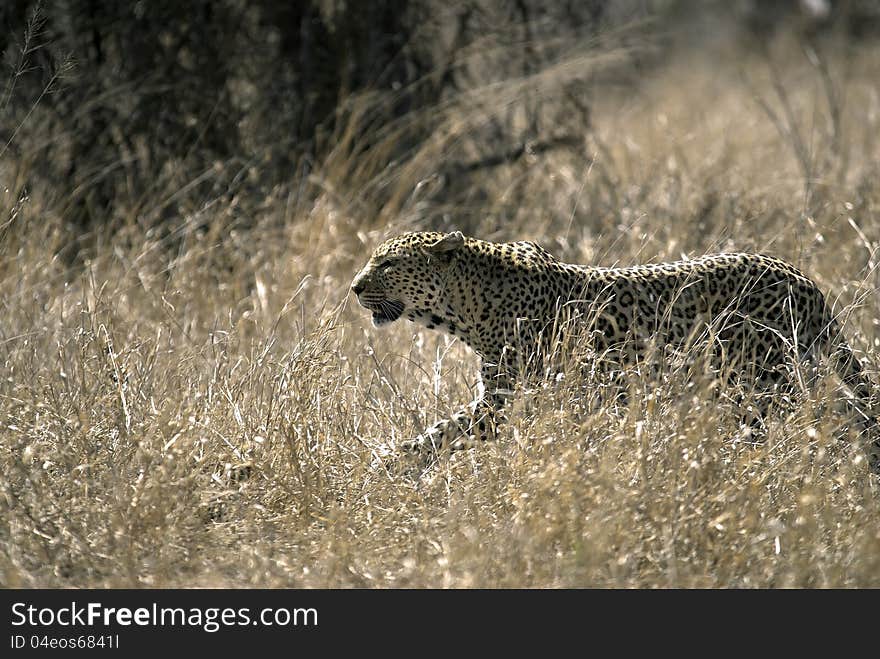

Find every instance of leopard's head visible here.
[351,231,465,327]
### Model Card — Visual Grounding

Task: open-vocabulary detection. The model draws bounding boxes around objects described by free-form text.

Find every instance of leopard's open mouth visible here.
[365,299,405,327]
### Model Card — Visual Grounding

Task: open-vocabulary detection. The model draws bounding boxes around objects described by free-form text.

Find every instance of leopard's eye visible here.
[377,259,396,270]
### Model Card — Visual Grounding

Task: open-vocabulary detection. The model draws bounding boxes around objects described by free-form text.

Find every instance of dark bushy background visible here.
[1,1,876,234]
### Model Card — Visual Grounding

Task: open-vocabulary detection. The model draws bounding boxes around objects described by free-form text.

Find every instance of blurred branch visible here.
[447,134,583,175]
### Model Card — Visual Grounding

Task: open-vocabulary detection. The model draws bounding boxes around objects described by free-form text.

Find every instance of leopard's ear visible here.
[425,231,465,255]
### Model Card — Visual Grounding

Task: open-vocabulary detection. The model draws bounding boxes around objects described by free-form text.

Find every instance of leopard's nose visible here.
[351,281,365,296]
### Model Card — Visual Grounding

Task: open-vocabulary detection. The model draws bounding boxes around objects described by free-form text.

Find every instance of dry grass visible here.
[2,31,880,588]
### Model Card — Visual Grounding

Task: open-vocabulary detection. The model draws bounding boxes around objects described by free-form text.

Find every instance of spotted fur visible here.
[351,231,879,472]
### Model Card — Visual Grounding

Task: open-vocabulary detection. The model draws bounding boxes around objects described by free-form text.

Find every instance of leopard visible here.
[351,230,879,473]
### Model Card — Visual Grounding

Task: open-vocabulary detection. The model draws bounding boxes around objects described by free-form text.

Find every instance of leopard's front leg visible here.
[400,361,512,461]
[400,397,501,458]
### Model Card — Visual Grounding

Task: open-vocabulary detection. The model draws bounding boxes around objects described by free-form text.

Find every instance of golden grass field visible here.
[2,28,880,588]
